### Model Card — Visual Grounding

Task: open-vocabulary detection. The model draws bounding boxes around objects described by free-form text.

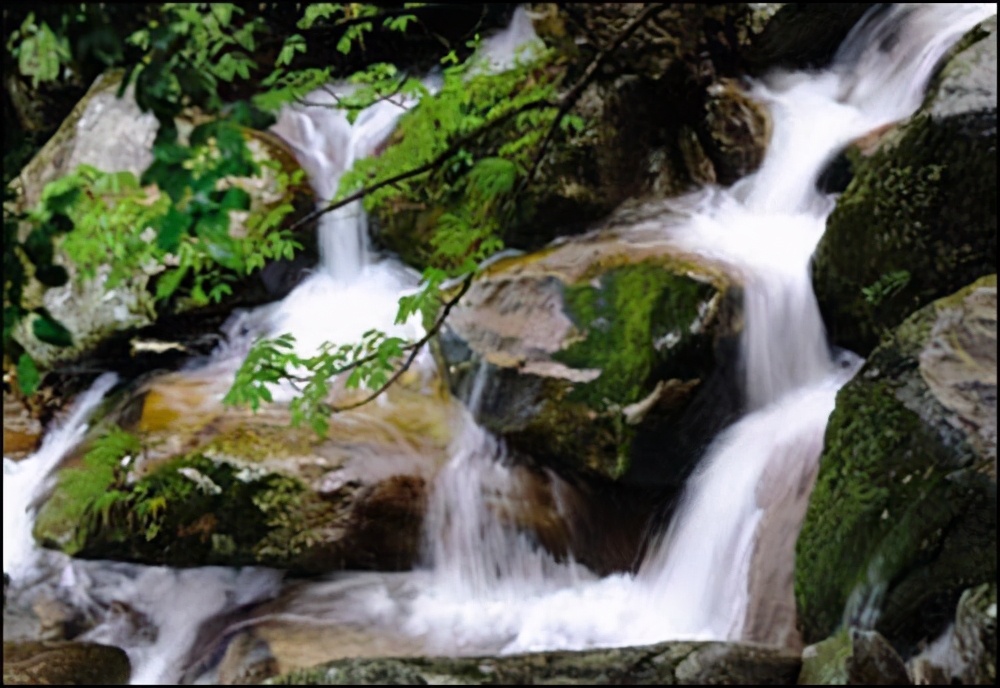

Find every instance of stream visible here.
[3,4,996,684]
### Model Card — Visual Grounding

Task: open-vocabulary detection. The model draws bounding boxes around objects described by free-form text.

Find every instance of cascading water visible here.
[4,4,996,684]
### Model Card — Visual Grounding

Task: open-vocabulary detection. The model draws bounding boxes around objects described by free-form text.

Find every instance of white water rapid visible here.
[3,4,995,684]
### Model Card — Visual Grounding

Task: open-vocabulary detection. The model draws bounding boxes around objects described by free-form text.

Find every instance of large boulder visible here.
[7,70,312,372]
[796,275,997,654]
[32,370,458,573]
[266,641,800,685]
[742,4,875,74]
[440,198,740,483]
[813,18,998,355]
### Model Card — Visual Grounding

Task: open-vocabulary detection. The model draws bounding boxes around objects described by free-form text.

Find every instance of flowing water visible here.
[3,4,996,683]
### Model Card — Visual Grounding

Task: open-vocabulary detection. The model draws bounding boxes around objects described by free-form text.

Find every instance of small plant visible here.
[862,270,911,306]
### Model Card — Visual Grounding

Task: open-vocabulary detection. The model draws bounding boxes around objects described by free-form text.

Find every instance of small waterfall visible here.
[3,373,118,579]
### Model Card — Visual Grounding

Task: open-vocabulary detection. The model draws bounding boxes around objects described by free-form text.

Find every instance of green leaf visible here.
[32,311,73,347]
[155,265,188,300]
[17,354,41,396]
[220,187,251,211]
[156,207,190,252]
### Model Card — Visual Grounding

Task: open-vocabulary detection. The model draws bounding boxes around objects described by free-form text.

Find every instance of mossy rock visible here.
[7,69,313,373]
[266,640,800,685]
[795,275,998,654]
[798,627,909,685]
[440,199,740,483]
[32,376,459,572]
[813,17,998,355]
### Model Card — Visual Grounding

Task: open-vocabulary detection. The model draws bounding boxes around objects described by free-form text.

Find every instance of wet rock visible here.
[2,390,42,459]
[7,70,312,372]
[266,640,800,685]
[813,17,998,355]
[798,627,910,685]
[952,583,997,685]
[32,370,459,573]
[743,4,875,73]
[440,198,740,483]
[796,276,998,654]
[2,639,130,685]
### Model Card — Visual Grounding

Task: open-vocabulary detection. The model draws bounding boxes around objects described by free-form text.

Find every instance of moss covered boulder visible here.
[266,640,800,686]
[440,199,739,483]
[32,370,460,573]
[813,17,998,355]
[795,275,998,654]
[8,70,312,372]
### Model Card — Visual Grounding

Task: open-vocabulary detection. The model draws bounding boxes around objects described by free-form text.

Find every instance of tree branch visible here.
[329,273,474,412]
[285,97,557,234]
[518,3,668,193]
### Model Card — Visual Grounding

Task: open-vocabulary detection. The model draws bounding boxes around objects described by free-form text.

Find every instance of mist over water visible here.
[3,4,995,684]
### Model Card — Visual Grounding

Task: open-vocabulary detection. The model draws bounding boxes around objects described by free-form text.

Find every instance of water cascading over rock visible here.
[4,4,997,685]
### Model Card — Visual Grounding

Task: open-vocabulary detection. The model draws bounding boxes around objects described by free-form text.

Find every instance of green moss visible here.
[200,423,314,463]
[796,346,996,649]
[555,263,713,408]
[814,105,997,354]
[33,427,141,554]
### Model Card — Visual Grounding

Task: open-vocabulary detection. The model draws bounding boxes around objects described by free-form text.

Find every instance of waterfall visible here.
[3,4,995,683]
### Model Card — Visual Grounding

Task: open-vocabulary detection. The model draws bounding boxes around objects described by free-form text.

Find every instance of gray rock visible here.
[796,276,998,653]
[813,17,997,355]
[266,640,801,685]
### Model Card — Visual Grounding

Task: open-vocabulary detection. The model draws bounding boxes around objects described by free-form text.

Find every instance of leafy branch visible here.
[224,274,472,434]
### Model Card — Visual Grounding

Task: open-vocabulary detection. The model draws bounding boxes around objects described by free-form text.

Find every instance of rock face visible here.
[32,370,459,572]
[795,275,998,653]
[743,4,875,73]
[440,198,740,483]
[3,639,130,685]
[267,641,801,686]
[813,17,998,355]
[2,390,42,459]
[8,70,312,371]
[798,628,910,685]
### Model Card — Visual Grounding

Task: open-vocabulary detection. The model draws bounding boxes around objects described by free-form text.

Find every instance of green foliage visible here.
[6,12,73,88]
[225,329,406,436]
[49,425,142,552]
[862,269,911,306]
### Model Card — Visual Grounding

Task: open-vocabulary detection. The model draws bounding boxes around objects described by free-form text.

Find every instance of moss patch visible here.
[556,262,714,408]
